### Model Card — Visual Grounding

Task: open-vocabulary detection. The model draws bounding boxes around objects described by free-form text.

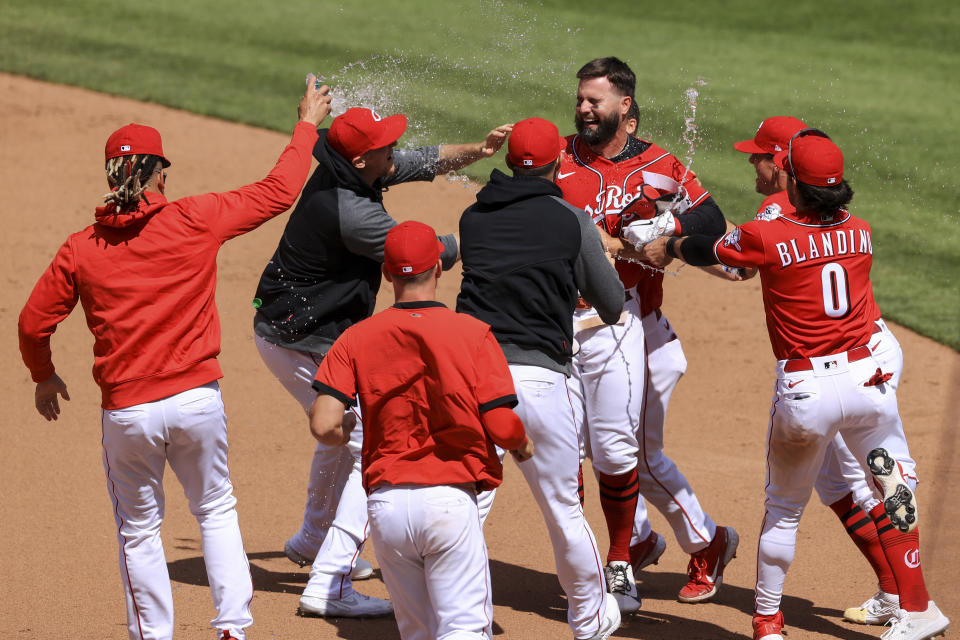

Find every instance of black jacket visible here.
[457,169,623,374]
[253,130,456,353]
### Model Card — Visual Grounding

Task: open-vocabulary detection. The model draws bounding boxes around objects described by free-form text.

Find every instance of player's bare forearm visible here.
[309,393,351,445]
[436,124,513,172]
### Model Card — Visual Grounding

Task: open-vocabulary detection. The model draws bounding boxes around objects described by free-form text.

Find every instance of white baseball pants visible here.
[813,320,918,510]
[100,382,252,640]
[368,484,492,640]
[630,310,716,553]
[755,334,914,615]
[254,335,367,598]
[506,364,610,639]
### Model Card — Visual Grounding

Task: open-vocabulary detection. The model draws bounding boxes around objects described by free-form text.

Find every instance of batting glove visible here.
[623,211,676,248]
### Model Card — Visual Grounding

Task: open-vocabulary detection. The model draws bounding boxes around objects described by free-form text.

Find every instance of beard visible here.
[575,109,621,146]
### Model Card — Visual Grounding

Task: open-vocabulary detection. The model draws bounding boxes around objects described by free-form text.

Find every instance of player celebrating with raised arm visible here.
[731,117,917,626]
[19,78,332,640]
[252,106,511,617]
[660,130,949,640]
[309,220,532,640]
[558,56,737,610]
[457,117,626,640]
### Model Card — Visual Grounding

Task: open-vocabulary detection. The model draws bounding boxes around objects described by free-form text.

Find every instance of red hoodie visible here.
[19,121,319,409]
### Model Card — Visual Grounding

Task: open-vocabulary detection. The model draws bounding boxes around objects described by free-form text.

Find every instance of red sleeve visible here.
[18,239,80,382]
[311,332,358,406]
[713,222,766,269]
[480,405,527,450]
[474,329,518,413]
[197,121,320,243]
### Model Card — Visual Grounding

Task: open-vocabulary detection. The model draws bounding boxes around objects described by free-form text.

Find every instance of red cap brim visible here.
[370,114,408,150]
[733,139,767,154]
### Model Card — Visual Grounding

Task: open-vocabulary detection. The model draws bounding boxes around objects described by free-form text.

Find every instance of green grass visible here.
[1,0,957,348]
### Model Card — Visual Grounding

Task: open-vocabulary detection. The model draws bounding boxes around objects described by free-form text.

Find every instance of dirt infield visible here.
[2,73,957,639]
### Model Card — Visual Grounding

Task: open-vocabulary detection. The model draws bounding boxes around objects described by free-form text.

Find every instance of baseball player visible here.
[458,117,625,640]
[309,220,533,640]
[660,130,949,640]
[252,107,511,616]
[732,116,919,626]
[557,56,737,609]
[18,79,332,640]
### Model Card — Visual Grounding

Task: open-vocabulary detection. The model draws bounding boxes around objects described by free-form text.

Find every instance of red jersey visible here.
[18,122,319,409]
[313,302,525,492]
[559,134,710,315]
[713,205,879,360]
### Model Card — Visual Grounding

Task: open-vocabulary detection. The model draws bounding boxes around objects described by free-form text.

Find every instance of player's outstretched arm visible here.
[435,124,513,173]
[35,373,70,421]
[309,393,351,446]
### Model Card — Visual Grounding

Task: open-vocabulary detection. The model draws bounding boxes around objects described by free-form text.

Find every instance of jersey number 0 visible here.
[821,263,851,318]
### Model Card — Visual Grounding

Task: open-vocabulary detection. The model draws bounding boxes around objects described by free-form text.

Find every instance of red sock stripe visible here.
[869,505,928,610]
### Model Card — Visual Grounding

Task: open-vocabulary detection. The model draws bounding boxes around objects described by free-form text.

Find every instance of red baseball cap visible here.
[773,134,844,187]
[384,221,445,277]
[733,116,808,155]
[507,117,565,168]
[105,123,171,167]
[328,107,407,160]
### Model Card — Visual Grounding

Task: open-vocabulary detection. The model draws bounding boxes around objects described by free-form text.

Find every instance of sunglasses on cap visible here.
[785,128,830,179]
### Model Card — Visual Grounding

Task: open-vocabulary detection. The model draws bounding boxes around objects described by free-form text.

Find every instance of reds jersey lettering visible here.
[559,134,709,310]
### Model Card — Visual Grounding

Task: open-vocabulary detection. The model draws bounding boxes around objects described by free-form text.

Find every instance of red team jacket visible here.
[559,134,710,316]
[18,121,320,409]
[313,302,525,493]
[714,196,880,361]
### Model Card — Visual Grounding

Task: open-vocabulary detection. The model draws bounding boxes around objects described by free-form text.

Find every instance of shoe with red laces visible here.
[629,530,666,571]
[678,525,739,603]
[753,611,784,640]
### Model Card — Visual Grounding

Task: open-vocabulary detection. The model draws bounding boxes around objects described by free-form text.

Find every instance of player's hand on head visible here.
[480,124,513,157]
[299,75,333,126]
[35,373,70,421]
[510,437,534,462]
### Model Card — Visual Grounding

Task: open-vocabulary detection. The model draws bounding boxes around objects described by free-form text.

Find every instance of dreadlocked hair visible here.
[103,154,161,210]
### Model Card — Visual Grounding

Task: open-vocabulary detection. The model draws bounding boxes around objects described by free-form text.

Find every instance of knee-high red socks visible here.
[829,493,897,595]
[597,468,640,564]
[869,503,929,612]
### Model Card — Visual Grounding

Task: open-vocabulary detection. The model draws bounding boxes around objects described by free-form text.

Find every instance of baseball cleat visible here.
[284,540,313,567]
[867,448,918,533]
[678,526,739,603]
[844,590,899,625]
[298,591,394,618]
[284,540,374,580]
[604,561,642,613]
[629,530,667,571]
[880,601,949,640]
[578,592,622,640]
[753,610,785,640]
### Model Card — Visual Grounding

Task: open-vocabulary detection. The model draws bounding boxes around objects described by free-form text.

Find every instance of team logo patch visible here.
[120,144,131,152]
[827,177,837,184]
[370,109,382,121]
[401,266,413,273]
[823,360,839,369]
[523,159,533,166]
[904,548,920,568]
[722,228,742,252]
[756,203,782,221]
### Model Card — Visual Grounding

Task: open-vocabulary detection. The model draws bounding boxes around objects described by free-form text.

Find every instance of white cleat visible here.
[604,561,642,613]
[298,591,394,618]
[844,590,900,625]
[579,592,622,640]
[881,602,949,640]
[284,540,374,580]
